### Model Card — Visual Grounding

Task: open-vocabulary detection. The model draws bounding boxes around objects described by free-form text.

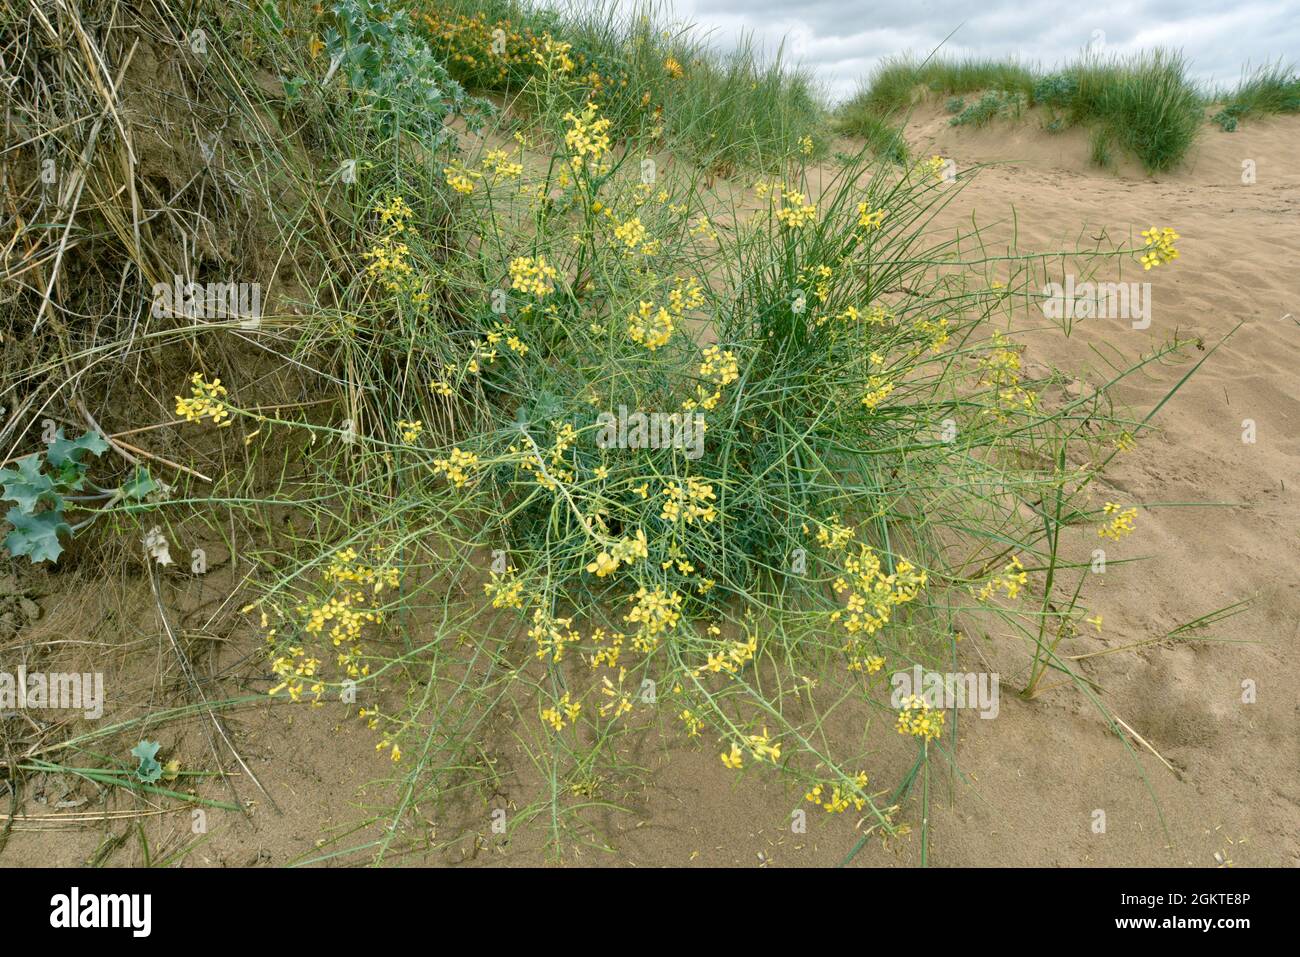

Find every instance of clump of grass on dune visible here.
[1065,49,1202,172]
[842,54,1036,117]
[836,54,1036,161]
[418,0,829,172]
[1211,60,1300,130]
[840,48,1203,173]
[832,97,909,163]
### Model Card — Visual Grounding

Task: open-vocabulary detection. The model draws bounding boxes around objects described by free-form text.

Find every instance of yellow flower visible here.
[896,693,944,742]
[1139,226,1180,269]
[443,165,482,195]
[746,727,781,762]
[1098,503,1138,540]
[509,256,558,297]
[562,102,612,170]
[679,709,703,737]
[396,419,423,443]
[663,56,684,79]
[613,216,648,251]
[432,447,480,488]
[861,375,894,410]
[720,743,744,769]
[776,191,817,229]
[856,202,887,231]
[175,373,233,427]
[627,300,674,350]
[659,479,717,524]
[585,550,619,577]
[974,555,1028,601]
[481,148,523,183]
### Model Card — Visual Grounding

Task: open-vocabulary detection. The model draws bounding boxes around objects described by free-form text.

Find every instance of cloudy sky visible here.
[671,0,1300,101]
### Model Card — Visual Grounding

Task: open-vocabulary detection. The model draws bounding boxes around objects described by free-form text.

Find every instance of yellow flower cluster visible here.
[613,215,648,251]
[626,299,675,350]
[916,315,950,352]
[857,202,886,231]
[271,547,400,701]
[746,727,781,763]
[816,516,855,550]
[588,627,626,670]
[825,537,928,663]
[363,196,422,298]
[322,547,402,594]
[509,255,558,297]
[541,692,582,731]
[862,374,894,410]
[585,528,649,577]
[979,332,1036,414]
[562,101,612,171]
[269,646,323,704]
[530,608,580,662]
[481,148,523,184]
[598,671,633,718]
[443,164,482,195]
[1098,502,1138,540]
[432,447,480,487]
[923,154,948,181]
[896,693,945,742]
[689,216,718,242]
[175,372,232,426]
[806,771,869,813]
[532,33,575,74]
[776,191,817,229]
[679,708,704,737]
[660,478,717,524]
[624,586,683,652]
[846,653,886,675]
[484,567,525,608]
[694,628,756,677]
[684,345,739,411]
[1139,226,1180,269]
[663,55,683,79]
[974,554,1028,601]
[396,419,423,443]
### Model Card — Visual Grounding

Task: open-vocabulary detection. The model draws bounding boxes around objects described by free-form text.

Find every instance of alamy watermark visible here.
[151,275,261,325]
[1041,275,1151,330]
[0,668,103,719]
[595,405,704,459]
[890,664,1000,719]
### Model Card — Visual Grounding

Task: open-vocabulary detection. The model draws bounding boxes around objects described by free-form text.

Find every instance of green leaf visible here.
[119,466,159,501]
[131,740,163,783]
[3,508,72,564]
[0,454,57,513]
[46,427,109,469]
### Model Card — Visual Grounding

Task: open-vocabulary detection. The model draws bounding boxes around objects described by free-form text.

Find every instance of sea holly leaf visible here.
[130,740,163,783]
[119,466,159,501]
[0,454,57,513]
[3,508,71,564]
[46,427,109,469]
